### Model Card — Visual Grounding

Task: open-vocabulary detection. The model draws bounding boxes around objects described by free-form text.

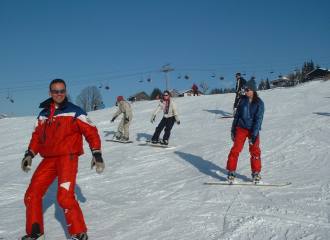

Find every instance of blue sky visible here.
[1,0,329,117]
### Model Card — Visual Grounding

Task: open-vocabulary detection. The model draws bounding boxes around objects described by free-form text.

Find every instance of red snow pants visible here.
[24,154,87,236]
[226,127,262,173]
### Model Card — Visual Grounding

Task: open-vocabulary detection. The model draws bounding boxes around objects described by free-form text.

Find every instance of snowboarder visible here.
[111,96,132,141]
[191,83,199,96]
[233,73,247,115]
[150,91,180,145]
[226,78,264,184]
[20,79,105,240]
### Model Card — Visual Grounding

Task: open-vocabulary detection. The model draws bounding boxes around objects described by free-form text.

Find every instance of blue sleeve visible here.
[252,101,264,137]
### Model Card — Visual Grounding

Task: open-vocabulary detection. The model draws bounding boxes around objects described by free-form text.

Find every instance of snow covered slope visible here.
[1,80,330,239]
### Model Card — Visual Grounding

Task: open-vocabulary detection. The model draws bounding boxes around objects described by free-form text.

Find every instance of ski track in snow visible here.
[1,80,330,239]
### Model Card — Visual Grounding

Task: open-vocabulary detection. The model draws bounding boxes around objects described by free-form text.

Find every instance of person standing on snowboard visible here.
[233,73,247,115]
[150,91,180,145]
[20,79,105,240]
[111,95,132,141]
[226,78,264,184]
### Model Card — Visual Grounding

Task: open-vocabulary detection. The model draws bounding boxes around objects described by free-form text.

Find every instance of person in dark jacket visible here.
[226,79,264,184]
[191,83,199,96]
[233,73,247,115]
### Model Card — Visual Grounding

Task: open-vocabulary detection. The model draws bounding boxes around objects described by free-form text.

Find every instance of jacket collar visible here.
[39,97,68,109]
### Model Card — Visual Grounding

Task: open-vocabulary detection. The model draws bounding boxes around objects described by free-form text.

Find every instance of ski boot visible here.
[252,172,261,184]
[227,171,236,184]
[159,140,168,145]
[121,137,129,142]
[113,135,121,141]
[71,232,88,240]
[20,233,44,240]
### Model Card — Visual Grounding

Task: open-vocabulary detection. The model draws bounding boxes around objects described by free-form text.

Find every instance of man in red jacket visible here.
[20,79,105,240]
[191,83,199,96]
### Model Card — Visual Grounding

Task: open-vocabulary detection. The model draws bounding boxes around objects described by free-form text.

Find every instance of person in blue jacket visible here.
[226,78,264,184]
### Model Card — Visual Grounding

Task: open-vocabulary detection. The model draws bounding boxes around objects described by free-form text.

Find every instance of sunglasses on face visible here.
[244,89,250,92]
[50,89,66,94]
[164,94,169,96]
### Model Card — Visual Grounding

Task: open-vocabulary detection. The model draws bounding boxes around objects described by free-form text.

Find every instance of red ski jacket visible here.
[28,97,101,158]
[191,85,198,91]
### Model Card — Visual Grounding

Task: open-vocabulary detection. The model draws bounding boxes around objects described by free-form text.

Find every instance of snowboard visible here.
[106,139,133,143]
[204,181,291,187]
[146,142,176,148]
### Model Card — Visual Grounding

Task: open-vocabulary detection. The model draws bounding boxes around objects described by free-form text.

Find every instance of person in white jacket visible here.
[150,91,180,145]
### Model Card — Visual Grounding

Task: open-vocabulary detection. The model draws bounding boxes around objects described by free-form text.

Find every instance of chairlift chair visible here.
[177,71,181,79]
[147,77,152,82]
[105,80,110,90]
[242,70,246,76]
[185,70,189,79]
[212,69,216,77]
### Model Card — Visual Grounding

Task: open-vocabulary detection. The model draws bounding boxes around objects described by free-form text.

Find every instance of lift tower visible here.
[158,63,175,91]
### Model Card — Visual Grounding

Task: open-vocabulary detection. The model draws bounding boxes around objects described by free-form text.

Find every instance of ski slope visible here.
[1,80,330,239]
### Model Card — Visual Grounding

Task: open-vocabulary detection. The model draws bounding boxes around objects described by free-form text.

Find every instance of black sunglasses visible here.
[244,88,250,92]
[164,94,169,96]
[50,89,66,94]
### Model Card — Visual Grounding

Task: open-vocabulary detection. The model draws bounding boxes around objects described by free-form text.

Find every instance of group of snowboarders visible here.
[19,74,264,240]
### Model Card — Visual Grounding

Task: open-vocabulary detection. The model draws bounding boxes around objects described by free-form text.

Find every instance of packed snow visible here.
[1,80,330,239]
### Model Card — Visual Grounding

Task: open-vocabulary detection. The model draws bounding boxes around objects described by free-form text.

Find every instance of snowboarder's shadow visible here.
[43,179,86,239]
[203,109,232,117]
[313,112,330,117]
[174,151,228,181]
[103,130,117,138]
[136,133,153,142]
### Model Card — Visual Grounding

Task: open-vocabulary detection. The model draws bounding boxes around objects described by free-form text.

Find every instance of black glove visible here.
[249,135,258,145]
[177,121,180,125]
[175,116,180,125]
[21,149,35,172]
[124,117,129,124]
[111,117,115,123]
[231,132,235,142]
[91,149,105,174]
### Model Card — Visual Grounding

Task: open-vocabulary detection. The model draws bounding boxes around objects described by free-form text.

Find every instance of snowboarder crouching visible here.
[111,96,132,142]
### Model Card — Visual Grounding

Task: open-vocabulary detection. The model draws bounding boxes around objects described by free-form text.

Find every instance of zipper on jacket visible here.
[56,120,61,131]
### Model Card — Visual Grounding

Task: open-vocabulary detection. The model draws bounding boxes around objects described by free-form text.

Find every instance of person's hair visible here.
[50,79,66,90]
[163,90,171,97]
[252,91,259,103]
[236,73,241,76]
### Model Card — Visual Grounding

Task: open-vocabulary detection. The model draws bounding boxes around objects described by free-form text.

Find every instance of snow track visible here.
[1,80,330,239]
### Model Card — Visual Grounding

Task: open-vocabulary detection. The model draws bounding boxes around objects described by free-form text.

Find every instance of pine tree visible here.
[265,78,270,90]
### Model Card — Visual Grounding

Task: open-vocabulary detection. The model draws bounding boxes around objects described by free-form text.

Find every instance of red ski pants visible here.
[226,127,262,173]
[24,154,87,236]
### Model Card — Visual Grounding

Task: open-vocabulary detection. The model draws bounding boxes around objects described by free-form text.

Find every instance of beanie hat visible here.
[244,79,257,92]
[117,96,124,101]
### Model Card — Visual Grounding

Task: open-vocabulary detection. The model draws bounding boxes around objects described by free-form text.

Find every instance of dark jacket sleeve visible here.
[252,100,264,137]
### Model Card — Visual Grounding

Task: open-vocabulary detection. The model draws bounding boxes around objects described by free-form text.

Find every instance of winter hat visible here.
[244,79,257,92]
[117,96,124,101]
